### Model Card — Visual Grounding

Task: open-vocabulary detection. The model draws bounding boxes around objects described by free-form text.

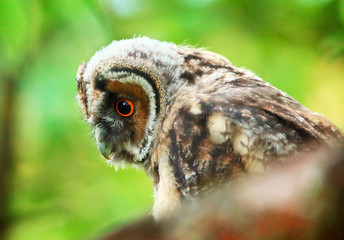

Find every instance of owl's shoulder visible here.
[158,80,341,169]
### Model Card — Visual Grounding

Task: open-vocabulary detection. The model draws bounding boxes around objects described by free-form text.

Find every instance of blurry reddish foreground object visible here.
[98,144,344,240]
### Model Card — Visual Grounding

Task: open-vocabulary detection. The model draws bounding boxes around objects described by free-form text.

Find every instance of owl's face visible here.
[76,37,184,166]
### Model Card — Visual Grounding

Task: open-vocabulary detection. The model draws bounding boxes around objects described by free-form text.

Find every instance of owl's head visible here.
[76,37,184,167]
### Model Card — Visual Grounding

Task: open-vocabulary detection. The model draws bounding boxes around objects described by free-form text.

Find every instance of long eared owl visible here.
[76,37,342,219]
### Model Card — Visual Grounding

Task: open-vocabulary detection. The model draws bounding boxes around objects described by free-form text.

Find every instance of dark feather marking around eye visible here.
[94,76,109,91]
[110,67,161,115]
[103,92,118,108]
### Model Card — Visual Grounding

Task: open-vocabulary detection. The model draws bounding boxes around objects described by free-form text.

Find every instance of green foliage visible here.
[0,0,343,239]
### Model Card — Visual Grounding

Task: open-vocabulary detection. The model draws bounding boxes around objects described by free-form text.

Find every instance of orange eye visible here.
[115,99,134,117]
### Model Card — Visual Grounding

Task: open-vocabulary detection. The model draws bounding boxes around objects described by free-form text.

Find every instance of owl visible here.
[76,37,342,220]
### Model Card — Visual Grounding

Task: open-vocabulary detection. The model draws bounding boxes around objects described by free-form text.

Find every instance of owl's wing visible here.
[164,81,342,199]
[205,82,342,143]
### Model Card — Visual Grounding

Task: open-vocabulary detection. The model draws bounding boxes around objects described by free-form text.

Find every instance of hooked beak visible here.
[96,141,111,159]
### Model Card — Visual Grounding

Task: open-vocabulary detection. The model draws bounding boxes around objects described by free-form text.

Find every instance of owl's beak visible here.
[96,141,111,159]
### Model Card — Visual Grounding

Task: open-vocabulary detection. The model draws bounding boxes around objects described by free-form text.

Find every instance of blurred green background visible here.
[0,0,343,239]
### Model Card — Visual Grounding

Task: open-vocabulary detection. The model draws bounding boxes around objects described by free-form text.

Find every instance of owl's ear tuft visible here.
[76,62,89,119]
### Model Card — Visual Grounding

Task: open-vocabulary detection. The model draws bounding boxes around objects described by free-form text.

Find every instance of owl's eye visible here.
[115,99,134,117]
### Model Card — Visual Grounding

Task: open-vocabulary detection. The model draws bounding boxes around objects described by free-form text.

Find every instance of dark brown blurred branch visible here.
[0,52,36,240]
[0,74,17,240]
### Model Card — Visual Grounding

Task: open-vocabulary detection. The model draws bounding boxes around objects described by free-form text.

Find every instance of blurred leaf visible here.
[339,0,344,24]
[0,0,28,68]
[0,0,42,69]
